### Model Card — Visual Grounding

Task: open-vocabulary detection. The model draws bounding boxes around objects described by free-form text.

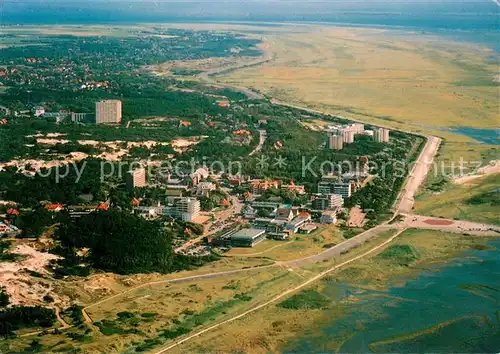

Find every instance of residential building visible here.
[342,129,355,144]
[320,210,338,224]
[281,181,306,194]
[230,228,266,247]
[44,203,64,212]
[250,180,280,194]
[197,182,216,197]
[126,168,147,191]
[95,100,122,124]
[329,133,343,150]
[333,182,353,199]
[163,197,201,222]
[350,123,365,134]
[374,127,390,143]
[311,194,344,210]
[275,208,294,222]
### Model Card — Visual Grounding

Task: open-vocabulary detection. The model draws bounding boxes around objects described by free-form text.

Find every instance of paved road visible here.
[396,136,442,214]
[286,224,395,267]
[152,228,407,354]
[401,214,500,236]
[175,196,243,253]
[249,129,267,156]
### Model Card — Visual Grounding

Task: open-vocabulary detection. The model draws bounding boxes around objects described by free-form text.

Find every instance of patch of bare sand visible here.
[452,160,500,185]
[0,243,66,306]
[0,152,89,174]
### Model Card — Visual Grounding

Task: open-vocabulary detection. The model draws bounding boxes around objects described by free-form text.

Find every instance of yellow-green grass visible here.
[3,267,304,353]
[170,229,497,354]
[328,228,497,288]
[429,141,498,176]
[224,238,291,256]
[219,26,498,138]
[415,174,500,225]
[225,226,345,261]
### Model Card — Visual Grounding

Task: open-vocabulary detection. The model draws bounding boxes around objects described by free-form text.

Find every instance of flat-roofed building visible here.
[341,129,355,144]
[312,194,344,210]
[350,123,365,134]
[299,224,318,234]
[175,198,200,222]
[374,127,390,143]
[333,182,352,199]
[230,228,266,247]
[126,168,147,191]
[96,100,122,124]
[286,215,312,233]
[329,133,343,150]
[320,210,338,224]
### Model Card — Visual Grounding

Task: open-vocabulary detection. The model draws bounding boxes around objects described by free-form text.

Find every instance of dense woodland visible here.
[54,210,174,274]
[0,306,56,337]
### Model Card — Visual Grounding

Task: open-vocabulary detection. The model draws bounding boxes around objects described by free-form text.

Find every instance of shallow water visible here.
[286,240,500,353]
[451,127,500,145]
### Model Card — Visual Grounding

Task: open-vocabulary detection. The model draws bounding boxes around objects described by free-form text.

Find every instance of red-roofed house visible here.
[6,208,19,216]
[96,202,109,211]
[45,203,64,212]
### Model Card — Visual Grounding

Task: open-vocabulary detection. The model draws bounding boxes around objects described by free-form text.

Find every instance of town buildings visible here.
[163,197,201,222]
[71,112,92,123]
[374,127,390,143]
[311,193,344,210]
[342,129,355,144]
[230,228,266,247]
[126,168,147,191]
[197,182,216,197]
[329,133,344,150]
[95,99,122,124]
[251,180,280,194]
[320,210,339,224]
[281,181,306,194]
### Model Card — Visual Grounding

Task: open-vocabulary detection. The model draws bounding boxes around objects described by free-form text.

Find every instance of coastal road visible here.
[151,228,408,354]
[395,136,442,214]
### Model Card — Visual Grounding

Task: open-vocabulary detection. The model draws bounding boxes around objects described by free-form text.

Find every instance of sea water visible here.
[286,240,500,353]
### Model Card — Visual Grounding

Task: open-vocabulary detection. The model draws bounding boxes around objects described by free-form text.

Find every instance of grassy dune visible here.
[171,229,497,353]
[415,174,500,225]
[220,26,499,137]
[217,24,499,217]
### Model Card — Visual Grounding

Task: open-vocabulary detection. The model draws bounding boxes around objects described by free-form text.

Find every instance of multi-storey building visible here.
[311,194,344,210]
[374,127,390,143]
[341,129,355,144]
[126,168,147,191]
[329,133,344,150]
[95,100,122,124]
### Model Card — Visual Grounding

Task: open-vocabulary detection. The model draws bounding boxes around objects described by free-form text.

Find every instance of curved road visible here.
[145,53,498,353]
[19,50,490,350]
